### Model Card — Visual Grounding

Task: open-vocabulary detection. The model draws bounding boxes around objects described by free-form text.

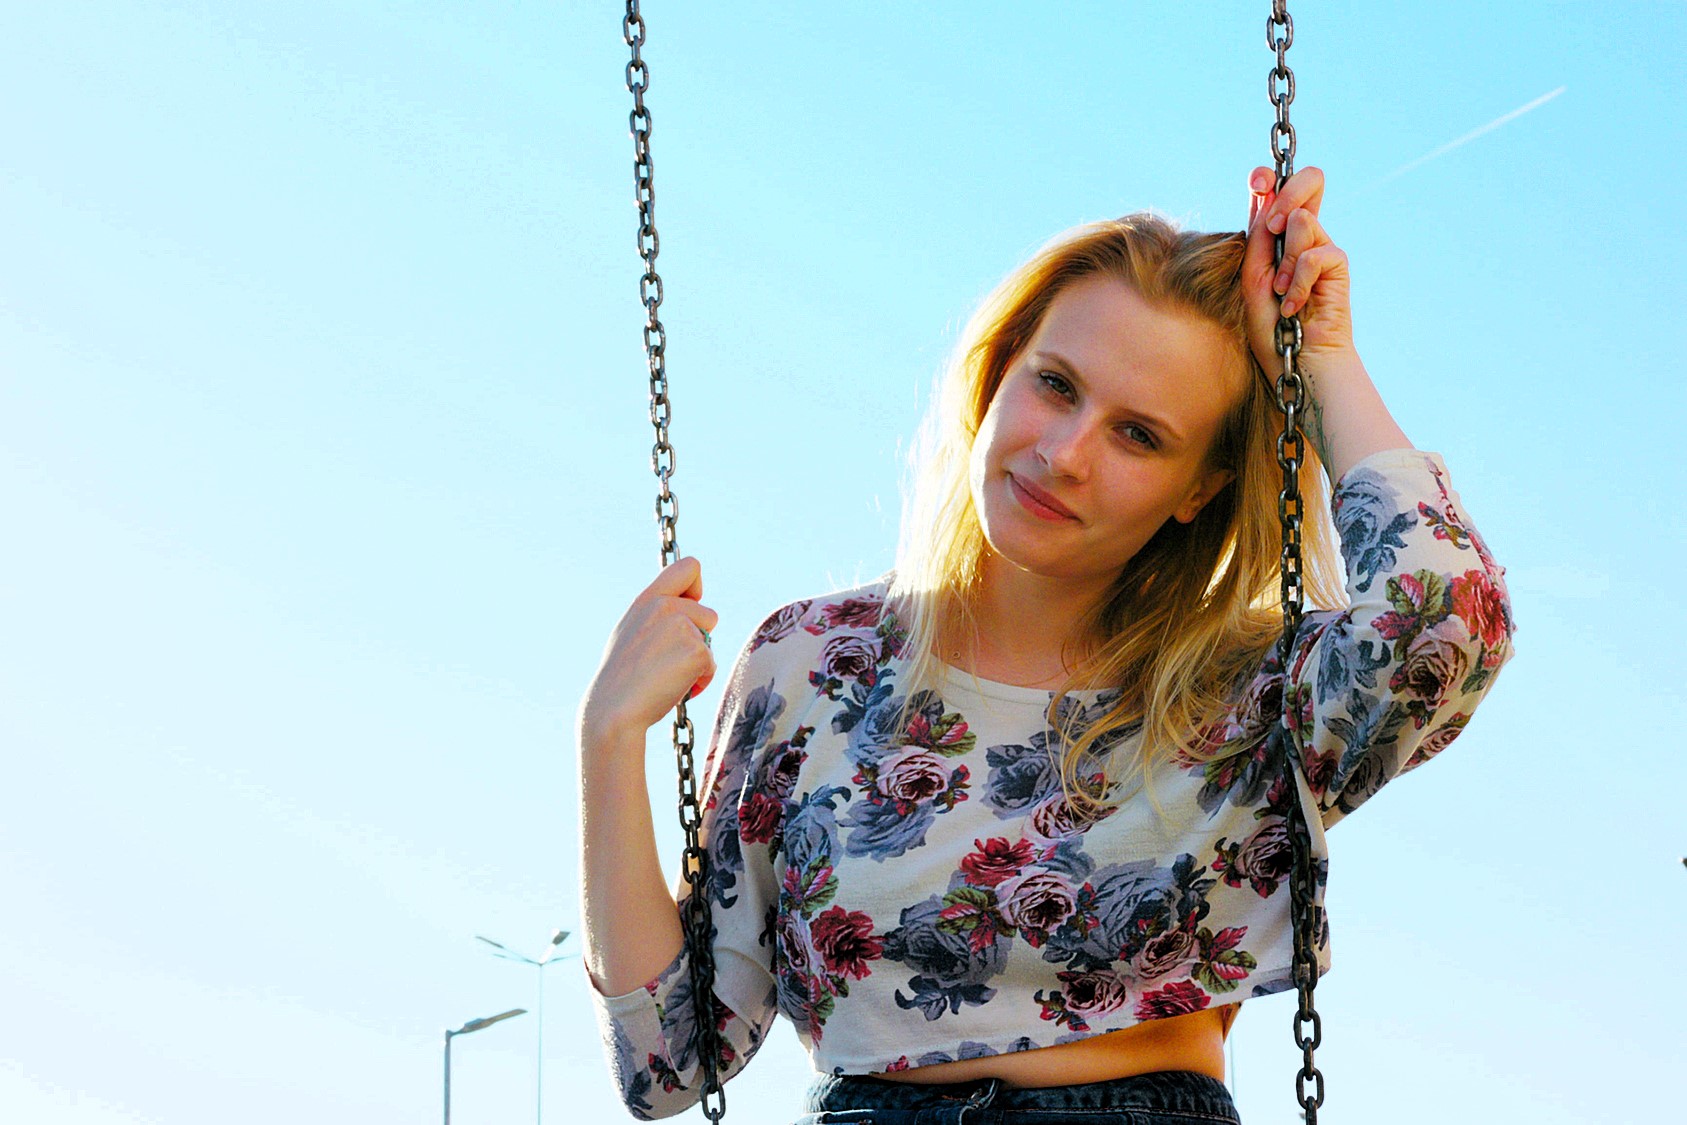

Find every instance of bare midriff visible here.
[869,1004,1236,1088]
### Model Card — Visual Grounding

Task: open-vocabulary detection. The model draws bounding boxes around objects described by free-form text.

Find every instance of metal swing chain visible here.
[1266,2,1327,1121]
[623,4,727,1121]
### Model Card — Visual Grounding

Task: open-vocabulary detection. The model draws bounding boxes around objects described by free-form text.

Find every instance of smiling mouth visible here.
[1008,473,1079,522]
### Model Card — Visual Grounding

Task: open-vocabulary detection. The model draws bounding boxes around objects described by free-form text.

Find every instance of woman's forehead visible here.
[1029,276,1245,404]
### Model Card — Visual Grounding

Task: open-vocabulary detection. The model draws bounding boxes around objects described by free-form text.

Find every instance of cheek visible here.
[969,399,1009,491]
[977,383,1035,457]
[967,429,992,509]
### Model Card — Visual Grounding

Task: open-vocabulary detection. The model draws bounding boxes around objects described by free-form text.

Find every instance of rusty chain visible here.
[623,3,727,1120]
[1266,2,1327,1121]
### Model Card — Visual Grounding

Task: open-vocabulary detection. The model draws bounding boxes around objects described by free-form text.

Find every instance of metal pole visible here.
[443,1030,453,1125]
[442,1008,527,1121]
[535,967,546,1125]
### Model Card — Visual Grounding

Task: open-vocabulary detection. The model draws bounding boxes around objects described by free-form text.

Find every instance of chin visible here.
[980,537,1112,584]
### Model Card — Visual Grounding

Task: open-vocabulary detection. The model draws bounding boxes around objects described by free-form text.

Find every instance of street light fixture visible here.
[443,1008,526,1125]
[477,929,571,1125]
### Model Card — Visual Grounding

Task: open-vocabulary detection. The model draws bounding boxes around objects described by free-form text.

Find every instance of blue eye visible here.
[1037,369,1158,449]
[1037,371,1074,398]
[1118,423,1158,449]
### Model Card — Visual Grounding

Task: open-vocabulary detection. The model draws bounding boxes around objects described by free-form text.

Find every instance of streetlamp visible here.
[477,929,571,1125]
[443,1008,526,1125]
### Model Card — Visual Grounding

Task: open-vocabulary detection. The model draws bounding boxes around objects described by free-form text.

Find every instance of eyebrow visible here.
[1031,350,1187,445]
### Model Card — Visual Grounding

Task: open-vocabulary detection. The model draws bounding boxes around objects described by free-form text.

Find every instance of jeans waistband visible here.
[805,1069,1239,1121]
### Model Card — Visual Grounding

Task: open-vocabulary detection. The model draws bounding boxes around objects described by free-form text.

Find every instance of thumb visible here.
[644,555,704,602]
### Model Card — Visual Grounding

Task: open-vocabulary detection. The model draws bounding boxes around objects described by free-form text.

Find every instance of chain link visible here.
[1267,3,1326,1122]
[623,4,726,1120]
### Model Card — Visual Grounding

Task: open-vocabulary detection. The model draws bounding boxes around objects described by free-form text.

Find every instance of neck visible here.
[944,551,1115,684]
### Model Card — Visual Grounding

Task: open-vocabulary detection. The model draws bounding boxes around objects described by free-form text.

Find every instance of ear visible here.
[1173,467,1236,524]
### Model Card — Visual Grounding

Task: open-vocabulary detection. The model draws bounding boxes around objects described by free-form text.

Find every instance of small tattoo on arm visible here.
[1305,389,1332,469]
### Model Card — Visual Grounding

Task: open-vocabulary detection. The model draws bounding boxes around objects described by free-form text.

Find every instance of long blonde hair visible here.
[886,211,1345,820]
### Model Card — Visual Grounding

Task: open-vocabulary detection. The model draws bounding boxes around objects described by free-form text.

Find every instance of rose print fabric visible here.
[588,448,1514,1120]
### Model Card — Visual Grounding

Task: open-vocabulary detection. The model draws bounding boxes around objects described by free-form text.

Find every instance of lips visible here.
[1008,473,1080,522]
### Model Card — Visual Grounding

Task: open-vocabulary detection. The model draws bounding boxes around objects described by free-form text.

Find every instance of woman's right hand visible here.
[577,559,713,998]
[578,556,720,750]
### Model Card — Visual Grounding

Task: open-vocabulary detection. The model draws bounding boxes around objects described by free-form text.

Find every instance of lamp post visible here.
[477,929,570,1125]
[443,1008,526,1125]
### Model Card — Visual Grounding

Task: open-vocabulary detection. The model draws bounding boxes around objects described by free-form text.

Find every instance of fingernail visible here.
[1268,213,1287,233]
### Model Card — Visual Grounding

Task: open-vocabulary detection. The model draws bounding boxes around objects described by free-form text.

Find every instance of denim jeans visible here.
[797,1070,1241,1125]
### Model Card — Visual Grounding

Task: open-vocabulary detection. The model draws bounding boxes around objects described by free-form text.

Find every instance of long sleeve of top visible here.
[586,448,1515,1119]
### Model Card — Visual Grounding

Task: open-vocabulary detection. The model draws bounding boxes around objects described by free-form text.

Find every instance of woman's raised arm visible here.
[1241,164,1413,483]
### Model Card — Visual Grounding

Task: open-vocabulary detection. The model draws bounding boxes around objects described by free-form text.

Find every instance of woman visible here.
[577,165,1515,1124]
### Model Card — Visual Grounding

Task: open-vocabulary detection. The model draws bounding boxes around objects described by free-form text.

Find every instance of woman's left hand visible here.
[1243,165,1359,381]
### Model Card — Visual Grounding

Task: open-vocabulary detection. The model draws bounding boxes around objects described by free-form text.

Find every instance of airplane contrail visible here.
[1357,85,1567,193]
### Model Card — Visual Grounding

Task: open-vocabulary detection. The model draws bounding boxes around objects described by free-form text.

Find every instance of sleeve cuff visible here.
[584,943,688,1008]
[1333,446,1443,492]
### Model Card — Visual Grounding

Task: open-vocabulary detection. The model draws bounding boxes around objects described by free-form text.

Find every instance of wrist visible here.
[578,714,647,767]
[1306,346,1366,379]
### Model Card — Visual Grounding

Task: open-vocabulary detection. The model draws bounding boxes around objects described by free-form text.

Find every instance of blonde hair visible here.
[886,211,1345,821]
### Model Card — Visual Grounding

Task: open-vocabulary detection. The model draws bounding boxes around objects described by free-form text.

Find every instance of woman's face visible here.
[968,274,1244,587]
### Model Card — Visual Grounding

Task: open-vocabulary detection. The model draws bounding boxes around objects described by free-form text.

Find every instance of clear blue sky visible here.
[2,3,1681,1123]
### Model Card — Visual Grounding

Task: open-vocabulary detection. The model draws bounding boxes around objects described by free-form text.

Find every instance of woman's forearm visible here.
[1303,351,1413,484]
[578,723,686,996]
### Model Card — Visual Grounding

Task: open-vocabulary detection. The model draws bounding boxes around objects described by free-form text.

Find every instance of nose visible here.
[1035,414,1092,480]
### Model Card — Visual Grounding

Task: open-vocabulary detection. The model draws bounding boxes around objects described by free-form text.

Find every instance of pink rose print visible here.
[1230,668,1285,745]
[769,742,804,799]
[1404,711,1468,769]
[1028,796,1088,843]
[1214,818,1294,898]
[994,869,1077,938]
[809,597,883,632]
[874,747,952,804]
[1134,979,1212,1020]
[1134,925,1199,983]
[1450,568,1509,655]
[777,911,814,980]
[737,791,783,844]
[1301,742,1338,797]
[1060,970,1132,1020]
[821,633,879,681]
[1390,619,1471,711]
[809,906,884,981]
[960,837,1037,888]
[750,600,812,650]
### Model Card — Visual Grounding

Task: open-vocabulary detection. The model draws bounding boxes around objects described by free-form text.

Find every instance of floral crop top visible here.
[587,448,1515,1119]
